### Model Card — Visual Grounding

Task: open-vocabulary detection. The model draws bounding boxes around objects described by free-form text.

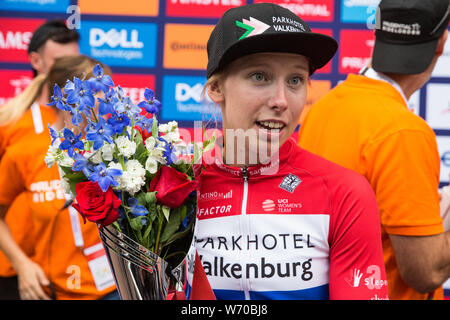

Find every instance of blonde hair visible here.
[0,73,47,126]
[0,55,111,126]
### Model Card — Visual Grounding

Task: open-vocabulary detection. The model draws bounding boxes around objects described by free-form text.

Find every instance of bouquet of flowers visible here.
[45,64,215,299]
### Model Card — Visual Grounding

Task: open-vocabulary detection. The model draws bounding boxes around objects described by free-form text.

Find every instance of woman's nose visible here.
[268,80,288,112]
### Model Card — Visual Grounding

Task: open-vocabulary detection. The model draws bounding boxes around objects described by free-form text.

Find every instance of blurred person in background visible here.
[0,19,79,300]
[0,55,118,300]
[298,0,450,299]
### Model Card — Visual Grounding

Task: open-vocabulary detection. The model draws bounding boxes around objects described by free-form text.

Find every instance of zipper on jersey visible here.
[241,166,249,215]
[241,166,250,299]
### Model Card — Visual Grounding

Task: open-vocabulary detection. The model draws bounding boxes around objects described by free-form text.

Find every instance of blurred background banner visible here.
[1,0,449,298]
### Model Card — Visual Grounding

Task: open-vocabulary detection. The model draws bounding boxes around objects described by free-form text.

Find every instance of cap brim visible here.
[372,39,438,74]
[216,32,338,76]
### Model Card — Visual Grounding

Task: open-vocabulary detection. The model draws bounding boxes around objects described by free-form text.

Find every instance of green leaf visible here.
[134,130,147,163]
[162,216,194,247]
[159,206,183,244]
[193,142,201,164]
[152,117,158,139]
[203,129,216,152]
[162,205,170,221]
[145,191,157,204]
[129,216,143,231]
[59,165,73,176]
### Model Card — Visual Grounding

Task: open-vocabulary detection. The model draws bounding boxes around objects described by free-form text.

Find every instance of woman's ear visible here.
[29,51,44,75]
[207,78,225,104]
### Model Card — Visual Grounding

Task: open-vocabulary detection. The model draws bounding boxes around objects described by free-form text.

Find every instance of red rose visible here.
[72,181,122,227]
[149,165,197,208]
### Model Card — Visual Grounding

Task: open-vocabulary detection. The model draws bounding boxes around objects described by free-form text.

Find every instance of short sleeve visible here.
[0,150,25,205]
[328,173,389,300]
[363,129,443,236]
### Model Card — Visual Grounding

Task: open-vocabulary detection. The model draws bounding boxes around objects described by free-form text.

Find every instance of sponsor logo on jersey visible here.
[262,199,275,212]
[345,265,388,290]
[199,190,233,202]
[279,173,302,193]
[30,179,65,203]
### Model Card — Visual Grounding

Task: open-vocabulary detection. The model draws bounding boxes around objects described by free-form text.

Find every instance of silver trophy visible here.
[98,224,186,300]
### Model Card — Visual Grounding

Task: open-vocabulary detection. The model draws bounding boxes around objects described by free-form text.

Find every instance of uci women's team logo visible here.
[235,17,270,40]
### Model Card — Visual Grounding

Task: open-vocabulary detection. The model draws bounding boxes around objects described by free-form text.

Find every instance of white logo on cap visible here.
[236,17,270,40]
[382,21,421,36]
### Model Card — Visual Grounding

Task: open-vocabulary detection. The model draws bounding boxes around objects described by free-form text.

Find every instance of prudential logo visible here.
[80,21,157,67]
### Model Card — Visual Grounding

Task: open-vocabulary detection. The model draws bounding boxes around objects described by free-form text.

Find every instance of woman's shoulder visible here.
[290,144,373,196]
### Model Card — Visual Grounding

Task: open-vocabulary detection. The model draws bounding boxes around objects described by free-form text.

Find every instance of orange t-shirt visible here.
[298,74,444,300]
[0,104,56,277]
[0,130,116,299]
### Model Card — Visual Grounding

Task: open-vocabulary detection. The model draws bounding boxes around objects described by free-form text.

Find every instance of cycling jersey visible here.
[186,138,388,300]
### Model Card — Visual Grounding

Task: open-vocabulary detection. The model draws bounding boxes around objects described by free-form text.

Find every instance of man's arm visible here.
[389,231,450,294]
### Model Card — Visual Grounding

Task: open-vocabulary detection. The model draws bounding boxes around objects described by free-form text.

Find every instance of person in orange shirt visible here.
[0,19,79,300]
[0,55,118,300]
[298,0,450,299]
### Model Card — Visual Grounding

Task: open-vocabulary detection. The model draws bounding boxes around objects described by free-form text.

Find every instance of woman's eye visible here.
[251,72,266,82]
[288,76,303,86]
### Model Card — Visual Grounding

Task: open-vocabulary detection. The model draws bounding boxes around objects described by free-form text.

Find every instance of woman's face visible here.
[208,52,309,166]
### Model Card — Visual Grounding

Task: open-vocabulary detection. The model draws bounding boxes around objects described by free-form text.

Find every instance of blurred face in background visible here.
[29,39,80,76]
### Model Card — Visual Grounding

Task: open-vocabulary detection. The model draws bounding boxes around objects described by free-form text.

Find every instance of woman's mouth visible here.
[256,120,286,131]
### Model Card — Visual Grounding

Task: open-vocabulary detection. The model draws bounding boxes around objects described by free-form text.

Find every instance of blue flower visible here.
[66,77,95,109]
[72,153,95,178]
[59,128,84,157]
[128,197,148,217]
[134,114,153,133]
[107,112,131,135]
[89,162,122,192]
[87,64,114,93]
[86,117,114,150]
[158,137,176,165]
[70,107,85,127]
[47,84,70,111]
[97,88,118,116]
[116,96,141,118]
[138,88,161,114]
[48,124,60,145]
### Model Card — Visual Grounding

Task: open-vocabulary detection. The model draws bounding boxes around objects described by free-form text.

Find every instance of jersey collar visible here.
[207,137,295,178]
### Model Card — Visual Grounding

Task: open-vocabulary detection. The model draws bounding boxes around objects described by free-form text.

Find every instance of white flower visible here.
[84,149,102,164]
[163,130,182,144]
[145,136,166,164]
[45,140,62,167]
[59,151,74,167]
[123,160,146,195]
[109,160,146,195]
[115,135,136,158]
[56,165,72,197]
[102,142,115,162]
[145,156,158,174]
[158,121,178,134]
